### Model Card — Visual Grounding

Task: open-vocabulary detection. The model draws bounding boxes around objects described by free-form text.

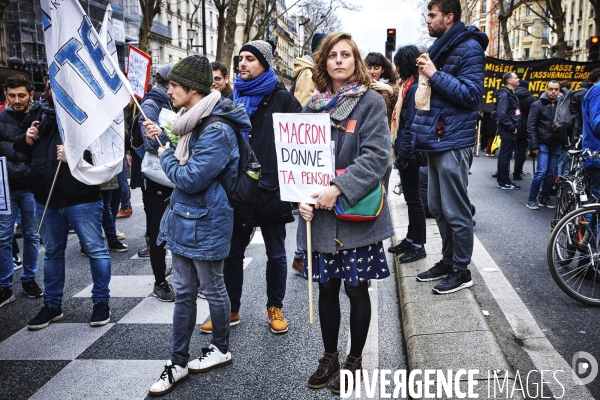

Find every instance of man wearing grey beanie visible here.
[200,40,301,336]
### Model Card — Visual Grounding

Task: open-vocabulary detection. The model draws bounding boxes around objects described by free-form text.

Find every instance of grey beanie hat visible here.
[239,40,275,71]
[155,63,173,86]
[167,55,212,94]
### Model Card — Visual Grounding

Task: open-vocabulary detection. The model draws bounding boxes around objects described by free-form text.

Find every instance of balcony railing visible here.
[151,20,172,39]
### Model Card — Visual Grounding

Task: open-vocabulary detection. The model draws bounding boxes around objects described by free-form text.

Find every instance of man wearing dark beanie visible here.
[144,55,252,396]
[200,40,301,336]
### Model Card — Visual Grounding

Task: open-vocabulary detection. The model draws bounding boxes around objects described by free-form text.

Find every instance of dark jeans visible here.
[118,159,131,208]
[147,181,173,285]
[428,148,474,271]
[513,138,528,175]
[399,158,426,245]
[101,190,118,244]
[171,254,230,364]
[142,183,150,238]
[497,132,516,185]
[224,222,287,313]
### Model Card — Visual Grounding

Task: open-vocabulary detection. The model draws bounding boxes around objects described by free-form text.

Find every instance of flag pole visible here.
[37,162,62,233]
[307,220,314,323]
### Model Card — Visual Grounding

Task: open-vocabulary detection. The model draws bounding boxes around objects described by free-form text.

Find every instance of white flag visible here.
[41,0,132,185]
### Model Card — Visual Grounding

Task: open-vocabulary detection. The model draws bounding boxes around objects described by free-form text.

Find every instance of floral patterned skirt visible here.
[302,241,390,286]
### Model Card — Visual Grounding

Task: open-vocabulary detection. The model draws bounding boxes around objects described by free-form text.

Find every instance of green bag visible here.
[333,169,384,222]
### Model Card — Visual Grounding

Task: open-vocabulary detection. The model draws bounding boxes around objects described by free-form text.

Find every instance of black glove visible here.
[396,156,410,171]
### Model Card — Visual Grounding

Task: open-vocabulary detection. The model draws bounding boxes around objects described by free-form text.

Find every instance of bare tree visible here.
[223,0,241,72]
[497,0,516,60]
[138,0,164,54]
[296,0,354,55]
[521,0,567,58]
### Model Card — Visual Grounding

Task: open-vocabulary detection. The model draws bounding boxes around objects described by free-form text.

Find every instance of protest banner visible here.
[273,112,334,324]
[273,113,335,203]
[481,57,600,112]
[0,157,10,215]
[127,45,152,100]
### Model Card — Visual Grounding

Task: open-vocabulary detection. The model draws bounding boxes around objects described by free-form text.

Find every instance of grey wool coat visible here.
[300,88,395,254]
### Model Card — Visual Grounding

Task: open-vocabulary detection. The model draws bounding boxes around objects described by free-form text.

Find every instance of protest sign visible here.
[273,113,334,204]
[0,157,10,215]
[127,45,152,100]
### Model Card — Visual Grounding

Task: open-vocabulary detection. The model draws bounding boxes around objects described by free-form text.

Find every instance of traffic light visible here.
[385,29,396,61]
[233,55,240,74]
[590,36,600,60]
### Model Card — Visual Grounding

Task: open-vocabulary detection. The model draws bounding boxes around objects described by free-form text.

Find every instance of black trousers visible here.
[147,180,173,285]
[513,138,529,176]
[399,158,427,245]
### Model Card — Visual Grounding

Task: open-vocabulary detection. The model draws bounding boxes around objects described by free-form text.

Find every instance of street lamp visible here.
[187,28,204,55]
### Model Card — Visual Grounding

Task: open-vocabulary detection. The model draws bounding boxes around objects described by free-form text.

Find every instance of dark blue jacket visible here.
[582,83,600,168]
[527,93,568,150]
[412,25,488,153]
[158,99,252,260]
[496,87,521,136]
[393,80,418,157]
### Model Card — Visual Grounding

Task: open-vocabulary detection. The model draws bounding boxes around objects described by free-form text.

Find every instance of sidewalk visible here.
[387,187,521,397]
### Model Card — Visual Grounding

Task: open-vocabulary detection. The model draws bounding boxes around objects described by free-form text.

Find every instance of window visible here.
[210,11,213,28]
[543,25,550,39]
[168,54,173,63]
[178,25,182,47]
[481,0,487,13]
[570,28,573,40]
[542,47,549,58]
[590,25,594,38]
[525,26,532,36]
[526,6,532,16]
[480,25,486,33]
[524,48,530,59]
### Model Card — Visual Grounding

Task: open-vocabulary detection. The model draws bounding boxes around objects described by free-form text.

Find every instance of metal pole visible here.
[37,162,62,233]
[202,0,207,56]
[306,220,314,324]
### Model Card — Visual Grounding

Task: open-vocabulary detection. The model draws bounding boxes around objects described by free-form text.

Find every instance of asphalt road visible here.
[466,152,600,399]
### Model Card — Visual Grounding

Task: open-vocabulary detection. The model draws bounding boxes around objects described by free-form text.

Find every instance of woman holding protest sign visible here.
[298,32,394,394]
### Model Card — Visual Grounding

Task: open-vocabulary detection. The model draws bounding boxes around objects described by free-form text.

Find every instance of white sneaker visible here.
[116,230,126,241]
[188,344,232,373]
[197,289,206,299]
[148,360,189,396]
[13,255,22,271]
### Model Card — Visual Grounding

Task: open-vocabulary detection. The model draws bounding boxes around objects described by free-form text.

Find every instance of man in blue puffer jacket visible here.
[412,0,488,294]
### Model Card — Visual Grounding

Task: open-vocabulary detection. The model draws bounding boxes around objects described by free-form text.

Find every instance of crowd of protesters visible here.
[0,0,540,396]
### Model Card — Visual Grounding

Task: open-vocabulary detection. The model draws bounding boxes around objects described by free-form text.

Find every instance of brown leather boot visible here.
[307,351,340,389]
[292,258,303,275]
[332,355,362,394]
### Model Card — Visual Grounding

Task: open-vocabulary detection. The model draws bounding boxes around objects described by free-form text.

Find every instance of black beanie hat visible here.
[167,55,212,94]
[311,33,326,54]
[239,40,276,71]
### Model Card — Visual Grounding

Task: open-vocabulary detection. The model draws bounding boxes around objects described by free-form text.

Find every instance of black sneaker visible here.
[22,280,43,299]
[416,260,452,282]
[109,240,128,252]
[388,238,413,254]
[90,302,111,326]
[399,245,426,263]
[0,288,16,308]
[14,224,22,238]
[28,305,63,330]
[153,281,175,302]
[432,270,473,294]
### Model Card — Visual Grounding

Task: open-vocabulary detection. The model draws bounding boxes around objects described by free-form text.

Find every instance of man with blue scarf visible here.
[411,0,488,294]
[200,40,301,335]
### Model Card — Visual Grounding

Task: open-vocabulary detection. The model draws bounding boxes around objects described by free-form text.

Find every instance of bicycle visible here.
[551,149,594,228]
[547,203,600,306]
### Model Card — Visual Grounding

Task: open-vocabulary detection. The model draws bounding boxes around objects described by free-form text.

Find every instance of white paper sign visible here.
[126,46,152,100]
[0,157,11,215]
[273,113,334,204]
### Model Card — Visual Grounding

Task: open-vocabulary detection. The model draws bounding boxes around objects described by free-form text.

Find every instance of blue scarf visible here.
[234,69,279,140]
[426,22,466,62]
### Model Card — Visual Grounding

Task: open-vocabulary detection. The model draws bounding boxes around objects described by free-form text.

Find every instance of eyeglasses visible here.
[213,76,223,82]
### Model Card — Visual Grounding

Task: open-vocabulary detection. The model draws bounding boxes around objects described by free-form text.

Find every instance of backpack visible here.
[554,89,575,131]
[197,115,261,227]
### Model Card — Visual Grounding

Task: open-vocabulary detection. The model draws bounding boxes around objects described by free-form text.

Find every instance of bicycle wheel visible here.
[553,181,579,228]
[547,205,600,306]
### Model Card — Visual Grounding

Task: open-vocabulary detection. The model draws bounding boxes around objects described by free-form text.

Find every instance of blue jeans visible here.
[101,191,118,244]
[35,200,111,307]
[223,222,287,312]
[294,216,305,260]
[171,253,230,365]
[528,144,562,202]
[0,190,39,289]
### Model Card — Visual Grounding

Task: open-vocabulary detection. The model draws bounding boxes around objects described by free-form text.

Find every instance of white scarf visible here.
[171,89,221,165]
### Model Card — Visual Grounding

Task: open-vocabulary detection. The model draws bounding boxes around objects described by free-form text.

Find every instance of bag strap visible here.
[196,115,242,201]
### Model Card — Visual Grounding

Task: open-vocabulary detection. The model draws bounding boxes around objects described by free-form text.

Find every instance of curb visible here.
[387,182,523,398]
